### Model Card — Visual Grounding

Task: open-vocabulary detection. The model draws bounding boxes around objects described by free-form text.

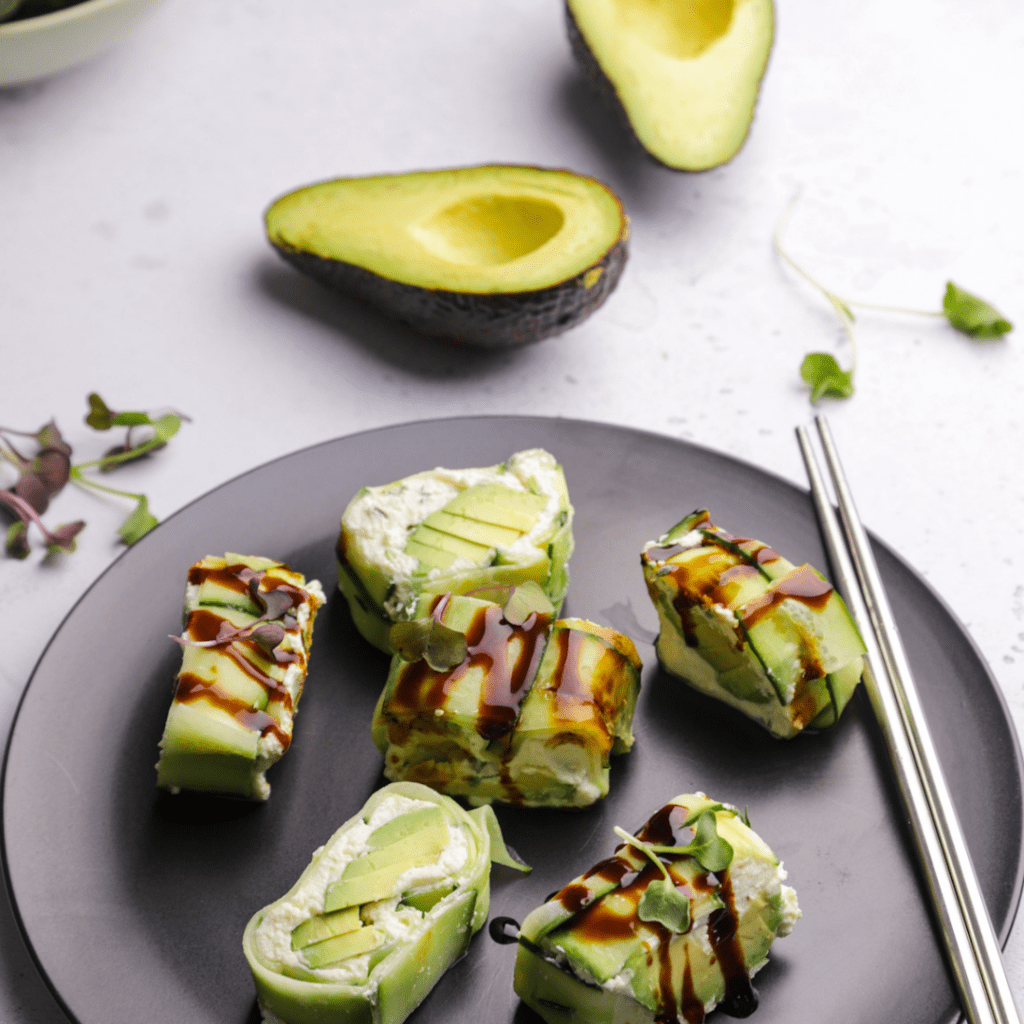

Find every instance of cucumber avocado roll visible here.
[243,781,525,1024]
[337,448,573,652]
[156,553,325,800]
[372,587,641,808]
[642,511,865,739]
[513,793,800,1024]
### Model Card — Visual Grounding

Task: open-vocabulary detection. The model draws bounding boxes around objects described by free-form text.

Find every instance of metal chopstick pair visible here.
[797,415,1020,1024]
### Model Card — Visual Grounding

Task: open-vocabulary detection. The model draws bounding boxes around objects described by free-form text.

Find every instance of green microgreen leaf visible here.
[943,282,1013,339]
[637,878,691,933]
[118,495,158,544]
[612,826,691,934]
[85,393,115,431]
[645,809,735,874]
[800,352,855,404]
[6,520,30,559]
[503,580,555,625]
[390,618,468,672]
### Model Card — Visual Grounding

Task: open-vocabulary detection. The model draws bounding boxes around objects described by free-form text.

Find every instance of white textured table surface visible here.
[2,1,1023,1021]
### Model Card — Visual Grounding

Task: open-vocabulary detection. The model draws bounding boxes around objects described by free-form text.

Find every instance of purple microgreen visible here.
[0,488,84,557]
[390,618,468,671]
[46,520,85,556]
[3,395,186,558]
[503,581,555,625]
[943,282,1013,339]
[118,495,159,545]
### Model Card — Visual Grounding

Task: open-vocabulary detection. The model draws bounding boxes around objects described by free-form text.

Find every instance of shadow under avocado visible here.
[252,256,531,380]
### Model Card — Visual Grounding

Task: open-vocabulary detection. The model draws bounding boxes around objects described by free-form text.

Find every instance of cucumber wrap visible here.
[641,511,865,739]
[336,448,574,653]
[244,782,520,1024]
[371,593,641,808]
[156,553,325,800]
[514,793,800,1024]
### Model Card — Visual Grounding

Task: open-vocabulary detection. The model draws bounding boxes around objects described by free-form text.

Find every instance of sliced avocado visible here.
[368,805,447,848]
[301,925,383,970]
[400,883,457,913]
[566,0,775,171]
[340,823,449,880]
[291,906,362,951]
[265,165,629,348]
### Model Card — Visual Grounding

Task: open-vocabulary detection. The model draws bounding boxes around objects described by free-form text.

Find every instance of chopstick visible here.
[797,415,1020,1024]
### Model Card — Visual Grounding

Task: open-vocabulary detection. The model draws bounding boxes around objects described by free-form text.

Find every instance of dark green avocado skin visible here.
[271,235,628,349]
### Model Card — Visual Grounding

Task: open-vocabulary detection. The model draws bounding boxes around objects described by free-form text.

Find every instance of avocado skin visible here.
[564,1,773,172]
[270,231,628,349]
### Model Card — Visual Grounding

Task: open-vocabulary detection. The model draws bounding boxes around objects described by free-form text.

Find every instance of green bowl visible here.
[0,0,164,87]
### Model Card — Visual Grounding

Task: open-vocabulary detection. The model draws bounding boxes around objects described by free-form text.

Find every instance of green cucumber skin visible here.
[242,782,492,1024]
[271,236,627,349]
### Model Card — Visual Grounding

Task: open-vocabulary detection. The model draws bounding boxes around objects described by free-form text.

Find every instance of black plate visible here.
[4,416,1022,1024]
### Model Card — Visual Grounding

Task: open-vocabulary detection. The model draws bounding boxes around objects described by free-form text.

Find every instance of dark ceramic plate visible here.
[3,417,1022,1024]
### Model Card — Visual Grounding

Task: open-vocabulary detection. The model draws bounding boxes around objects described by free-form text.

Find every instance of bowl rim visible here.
[0,0,147,37]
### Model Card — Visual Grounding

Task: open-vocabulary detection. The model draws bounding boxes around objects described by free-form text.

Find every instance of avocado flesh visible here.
[244,782,504,1024]
[515,794,798,1024]
[266,165,629,347]
[338,449,574,654]
[372,594,641,808]
[642,511,865,738]
[567,0,774,170]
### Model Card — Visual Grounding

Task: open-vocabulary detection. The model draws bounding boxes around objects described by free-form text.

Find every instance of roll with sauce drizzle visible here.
[641,511,865,739]
[156,553,325,800]
[513,793,800,1024]
[371,588,641,807]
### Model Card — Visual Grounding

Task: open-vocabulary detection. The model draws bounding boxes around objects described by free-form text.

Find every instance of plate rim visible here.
[3,413,1023,1022]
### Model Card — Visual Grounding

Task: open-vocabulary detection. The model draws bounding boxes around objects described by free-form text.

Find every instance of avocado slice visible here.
[265,164,629,347]
[514,793,800,1024]
[566,0,774,170]
[337,448,574,653]
[641,511,865,738]
[372,594,641,808]
[243,781,517,1024]
[155,554,325,800]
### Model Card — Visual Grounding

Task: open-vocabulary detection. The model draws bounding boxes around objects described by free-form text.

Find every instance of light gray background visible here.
[2,1,1023,1021]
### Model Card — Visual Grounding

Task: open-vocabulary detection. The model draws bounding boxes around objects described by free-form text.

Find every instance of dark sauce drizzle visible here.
[551,801,756,1024]
[176,561,308,748]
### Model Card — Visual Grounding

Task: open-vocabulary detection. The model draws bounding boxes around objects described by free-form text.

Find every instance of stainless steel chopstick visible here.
[797,417,1020,1024]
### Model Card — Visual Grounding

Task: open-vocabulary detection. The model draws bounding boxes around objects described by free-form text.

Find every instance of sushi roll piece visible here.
[641,511,865,739]
[243,781,524,1024]
[156,553,325,800]
[337,448,574,652]
[514,793,800,1024]
[371,587,641,808]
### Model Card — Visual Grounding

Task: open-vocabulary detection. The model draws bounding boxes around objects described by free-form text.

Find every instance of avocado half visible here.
[265,165,629,348]
[566,0,774,171]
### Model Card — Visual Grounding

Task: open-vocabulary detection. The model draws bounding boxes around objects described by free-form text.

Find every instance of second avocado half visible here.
[266,164,629,348]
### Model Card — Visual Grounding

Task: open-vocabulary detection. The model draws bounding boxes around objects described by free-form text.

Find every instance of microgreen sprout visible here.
[390,618,469,672]
[774,193,1012,403]
[0,393,187,558]
[613,826,692,934]
[170,570,296,661]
